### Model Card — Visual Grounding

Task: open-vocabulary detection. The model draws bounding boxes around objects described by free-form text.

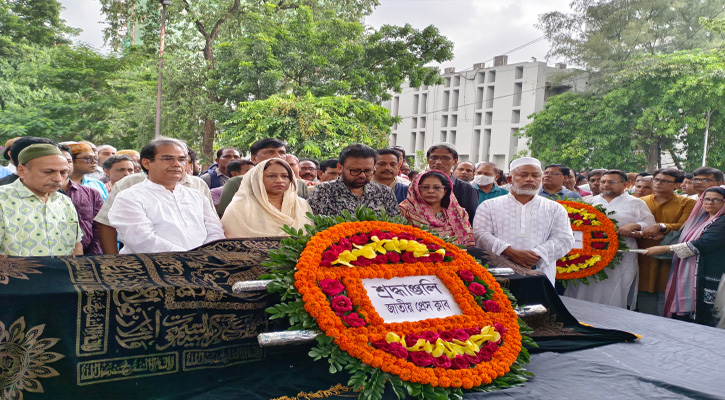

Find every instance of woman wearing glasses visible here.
[222,158,312,238]
[644,187,725,326]
[399,170,474,246]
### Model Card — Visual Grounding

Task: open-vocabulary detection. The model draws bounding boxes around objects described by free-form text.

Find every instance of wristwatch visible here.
[659,223,667,232]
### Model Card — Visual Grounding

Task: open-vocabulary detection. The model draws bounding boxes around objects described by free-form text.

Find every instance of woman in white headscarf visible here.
[221,158,312,238]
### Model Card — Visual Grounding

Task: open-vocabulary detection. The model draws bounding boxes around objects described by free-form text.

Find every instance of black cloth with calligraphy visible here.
[0,238,288,400]
[307,178,401,218]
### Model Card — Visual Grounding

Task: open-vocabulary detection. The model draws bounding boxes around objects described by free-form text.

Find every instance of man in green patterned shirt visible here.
[0,144,83,256]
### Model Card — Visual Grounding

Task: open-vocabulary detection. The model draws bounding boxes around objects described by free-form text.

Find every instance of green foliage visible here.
[0,0,78,56]
[218,93,398,159]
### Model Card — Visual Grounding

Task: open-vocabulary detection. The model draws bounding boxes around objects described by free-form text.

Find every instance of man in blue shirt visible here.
[472,162,508,204]
[539,164,582,200]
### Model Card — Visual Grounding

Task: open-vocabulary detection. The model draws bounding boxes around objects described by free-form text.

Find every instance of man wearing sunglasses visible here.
[308,144,400,218]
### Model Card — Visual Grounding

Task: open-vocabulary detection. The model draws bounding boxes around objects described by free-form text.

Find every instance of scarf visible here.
[398,170,474,246]
[664,186,725,316]
[221,159,312,238]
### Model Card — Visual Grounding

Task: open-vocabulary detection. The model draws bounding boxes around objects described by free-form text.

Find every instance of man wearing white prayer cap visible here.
[472,156,574,284]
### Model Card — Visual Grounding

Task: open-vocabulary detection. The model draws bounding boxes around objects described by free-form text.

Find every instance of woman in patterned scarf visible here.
[399,170,474,246]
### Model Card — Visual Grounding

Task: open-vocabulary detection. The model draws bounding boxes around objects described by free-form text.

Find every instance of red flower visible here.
[419,330,440,342]
[319,279,344,296]
[427,243,441,251]
[386,342,409,358]
[450,355,470,370]
[330,295,352,313]
[405,333,421,347]
[401,251,417,263]
[482,300,500,312]
[409,351,434,367]
[463,353,479,365]
[374,254,389,264]
[458,270,475,282]
[484,341,499,353]
[592,232,605,239]
[342,312,366,327]
[432,355,452,368]
[493,323,507,334]
[468,282,486,296]
[427,253,443,262]
[370,339,389,350]
[464,327,481,336]
[477,350,492,362]
[351,233,370,245]
[592,242,606,250]
[449,329,469,342]
[439,331,455,342]
[386,252,401,263]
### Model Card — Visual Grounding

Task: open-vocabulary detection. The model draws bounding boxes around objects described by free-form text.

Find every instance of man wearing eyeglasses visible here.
[308,144,400,218]
[107,139,225,254]
[67,142,109,201]
[691,167,724,198]
[539,164,581,200]
[636,168,696,316]
[566,170,655,309]
[425,143,478,224]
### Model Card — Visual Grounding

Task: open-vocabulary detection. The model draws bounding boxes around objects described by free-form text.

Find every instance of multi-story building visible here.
[383,55,588,171]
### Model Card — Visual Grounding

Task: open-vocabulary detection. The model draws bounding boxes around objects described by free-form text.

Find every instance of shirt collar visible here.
[141,177,178,191]
[12,178,60,200]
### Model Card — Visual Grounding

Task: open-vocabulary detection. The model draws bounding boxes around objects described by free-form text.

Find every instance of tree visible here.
[520,49,725,172]
[0,0,77,56]
[538,0,724,72]
[218,94,398,159]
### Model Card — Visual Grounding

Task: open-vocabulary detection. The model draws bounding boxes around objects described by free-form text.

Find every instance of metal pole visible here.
[702,110,712,167]
[155,0,171,138]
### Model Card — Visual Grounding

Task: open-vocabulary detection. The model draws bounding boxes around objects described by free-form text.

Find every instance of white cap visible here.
[509,156,542,172]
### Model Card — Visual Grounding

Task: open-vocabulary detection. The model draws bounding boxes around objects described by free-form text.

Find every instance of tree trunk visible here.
[646,139,659,172]
[202,117,215,167]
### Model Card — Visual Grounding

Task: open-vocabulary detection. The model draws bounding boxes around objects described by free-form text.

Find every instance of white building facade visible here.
[383,56,588,171]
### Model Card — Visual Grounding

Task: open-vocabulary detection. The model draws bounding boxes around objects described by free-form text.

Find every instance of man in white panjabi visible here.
[108,139,225,254]
[565,170,656,308]
[473,157,574,285]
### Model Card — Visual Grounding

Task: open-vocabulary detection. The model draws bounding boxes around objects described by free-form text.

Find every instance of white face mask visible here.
[473,174,496,187]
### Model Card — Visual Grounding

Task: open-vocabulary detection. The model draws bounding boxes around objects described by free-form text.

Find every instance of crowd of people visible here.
[1,135,723,327]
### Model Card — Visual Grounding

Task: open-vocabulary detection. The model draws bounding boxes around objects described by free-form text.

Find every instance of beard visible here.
[511,181,541,196]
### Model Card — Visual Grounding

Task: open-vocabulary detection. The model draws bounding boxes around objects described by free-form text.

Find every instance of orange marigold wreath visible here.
[555,201,620,282]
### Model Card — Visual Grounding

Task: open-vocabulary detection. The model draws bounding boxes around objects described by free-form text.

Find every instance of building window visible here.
[450,131,456,145]
[488,70,496,83]
[476,72,485,84]
[475,112,482,126]
[440,130,447,143]
[453,76,460,86]
[444,77,451,87]
[442,91,450,112]
[513,82,522,107]
[441,115,448,127]
[485,86,494,108]
[511,110,520,124]
[451,115,458,128]
[485,111,493,125]
[420,93,427,114]
[419,117,426,128]
[515,66,523,80]
[476,87,484,110]
[451,90,459,111]
[472,129,481,163]
[412,117,418,129]
[483,129,492,162]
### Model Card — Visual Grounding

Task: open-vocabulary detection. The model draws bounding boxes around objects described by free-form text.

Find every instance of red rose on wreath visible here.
[592,242,606,250]
[319,279,344,296]
[386,342,409,358]
[419,331,440,342]
[342,313,366,327]
[468,282,486,296]
[451,355,470,370]
[432,355,452,368]
[458,270,475,282]
[482,300,500,312]
[386,252,401,263]
[409,351,434,367]
[331,295,353,313]
[450,329,469,342]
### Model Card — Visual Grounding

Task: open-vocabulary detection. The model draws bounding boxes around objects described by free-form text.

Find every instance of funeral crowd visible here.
[0,136,723,327]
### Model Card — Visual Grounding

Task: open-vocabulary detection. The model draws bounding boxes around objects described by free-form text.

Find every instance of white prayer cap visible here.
[509,156,542,172]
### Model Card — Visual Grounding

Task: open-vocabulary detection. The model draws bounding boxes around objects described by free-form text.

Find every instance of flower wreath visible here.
[555,200,626,285]
[263,208,534,400]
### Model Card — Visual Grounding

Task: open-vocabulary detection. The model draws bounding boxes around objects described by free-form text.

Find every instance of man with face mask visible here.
[472,162,508,204]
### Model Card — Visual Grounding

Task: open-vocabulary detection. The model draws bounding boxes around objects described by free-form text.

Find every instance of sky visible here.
[58,0,573,69]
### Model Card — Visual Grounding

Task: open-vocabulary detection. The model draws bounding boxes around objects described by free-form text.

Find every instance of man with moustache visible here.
[539,164,581,200]
[473,157,574,285]
[0,144,83,256]
[634,175,654,198]
[691,167,724,198]
[299,158,319,186]
[453,161,475,183]
[425,143,478,223]
[108,139,225,254]
[566,170,655,308]
[372,148,408,203]
[308,144,400,218]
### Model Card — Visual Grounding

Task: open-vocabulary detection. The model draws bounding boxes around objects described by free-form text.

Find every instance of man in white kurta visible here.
[565,171,656,308]
[473,157,574,285]
[108,139,225,254]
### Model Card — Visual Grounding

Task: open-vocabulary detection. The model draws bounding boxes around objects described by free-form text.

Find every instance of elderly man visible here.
[308,144,400,218]
[634,176,654,198]
[94,139,212,254]
[0,137,58,186]
[473,157,574,284]
[472,162,508,204]
[217,138,309,217]
[67,142,109,201]
[636,168,696,315]
[691,167,724,198]
[0,144,83,256]
[426,143,478,223]
[108,138,225,253]
[566,170,656,308]
[101,154,136,192]
[200,147,241,189]
[539,164,581,200]
[372,148,408,203]
[97,145,117,163]
[453,161,475,183]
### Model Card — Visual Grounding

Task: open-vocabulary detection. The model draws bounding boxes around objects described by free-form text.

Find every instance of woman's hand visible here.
[643,245,670,256]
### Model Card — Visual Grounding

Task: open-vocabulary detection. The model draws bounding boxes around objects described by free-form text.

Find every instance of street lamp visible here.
[155,0,172,138]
